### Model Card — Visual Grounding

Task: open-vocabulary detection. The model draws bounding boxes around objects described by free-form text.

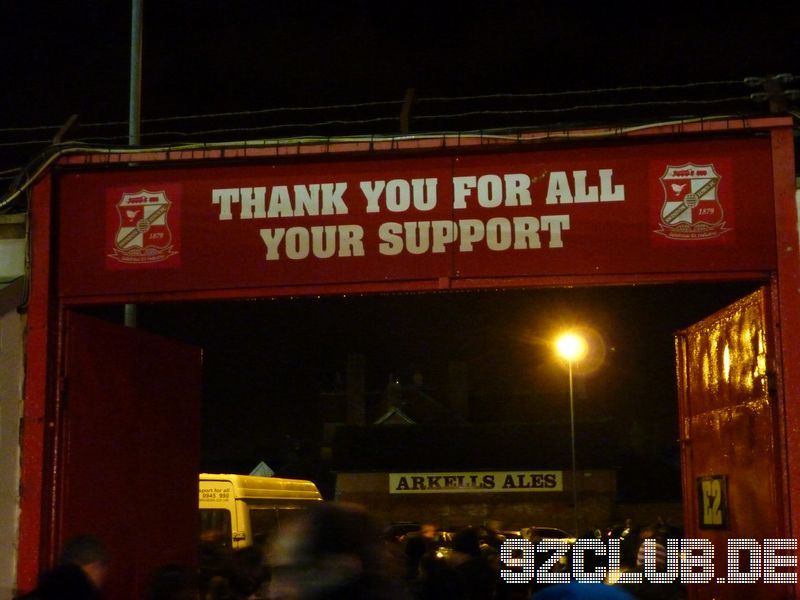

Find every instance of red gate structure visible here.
[18,116,800,598]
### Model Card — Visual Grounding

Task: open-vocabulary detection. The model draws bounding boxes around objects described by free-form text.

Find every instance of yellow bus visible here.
[199,473,323,551]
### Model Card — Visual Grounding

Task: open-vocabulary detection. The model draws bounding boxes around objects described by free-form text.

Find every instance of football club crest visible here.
[655,163,730,240]
[108,190,177,263]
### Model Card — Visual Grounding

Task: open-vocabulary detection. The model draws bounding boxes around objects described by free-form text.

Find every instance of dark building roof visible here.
[331,422,682,501]
[331,422,623,472]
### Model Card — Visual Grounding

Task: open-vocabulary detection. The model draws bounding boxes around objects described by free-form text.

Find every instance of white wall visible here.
[0,213,26,598]
[0,309,24,599]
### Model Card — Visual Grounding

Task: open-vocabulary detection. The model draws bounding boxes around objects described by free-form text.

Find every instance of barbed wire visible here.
[1,106,794,215]
[0,77,796,180]
[419,80,746,103]
[0,139,55,148]
[139,116,404,138]
[0,78,773,135]
[412,97,753,121]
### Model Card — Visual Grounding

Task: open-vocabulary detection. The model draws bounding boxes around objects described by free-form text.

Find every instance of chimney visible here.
[346,354,366,424]
[447,360,470,421]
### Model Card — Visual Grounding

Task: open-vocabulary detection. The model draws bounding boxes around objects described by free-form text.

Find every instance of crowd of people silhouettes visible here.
[17,506,683,600]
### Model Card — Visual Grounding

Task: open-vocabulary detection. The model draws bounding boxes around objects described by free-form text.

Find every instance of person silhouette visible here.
[17,534,109,600]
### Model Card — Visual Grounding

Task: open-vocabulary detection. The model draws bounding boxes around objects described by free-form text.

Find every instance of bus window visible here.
[200,509,232,551]
[249,508,279,548]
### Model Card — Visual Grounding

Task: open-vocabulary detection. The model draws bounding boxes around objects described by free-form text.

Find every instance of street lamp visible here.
[555,331,588,537]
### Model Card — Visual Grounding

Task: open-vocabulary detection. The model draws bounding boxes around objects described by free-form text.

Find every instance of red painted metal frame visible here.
[55,270,773,307]
[771,126,800,579]
[18,174,53,592]
[17,116,799,595]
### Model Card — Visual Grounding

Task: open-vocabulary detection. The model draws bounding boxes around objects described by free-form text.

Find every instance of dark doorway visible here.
[112,281,761,507]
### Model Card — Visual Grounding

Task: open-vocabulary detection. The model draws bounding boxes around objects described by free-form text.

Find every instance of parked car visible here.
[520,526,576,544]
[382,521,423,541]
[519,526,576,571]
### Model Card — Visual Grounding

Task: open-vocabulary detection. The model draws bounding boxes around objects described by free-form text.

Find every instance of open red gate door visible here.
[57,311,202,600]
[676,287,789,599]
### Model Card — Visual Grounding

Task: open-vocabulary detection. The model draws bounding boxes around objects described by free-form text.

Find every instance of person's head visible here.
[531,581,636,599]
[59,534,109,589]
[419,523,437,540]
[146,564,198,600]
[640,522,667,541]
[268,502,386,599]
[450,527,481,558]
[485,518,503,532]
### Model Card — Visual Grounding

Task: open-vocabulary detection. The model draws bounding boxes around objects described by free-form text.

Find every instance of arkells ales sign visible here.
[389,471,563,494]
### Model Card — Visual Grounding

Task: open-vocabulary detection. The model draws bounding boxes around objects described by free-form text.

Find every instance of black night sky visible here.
[2,2,798,171]
[3,2,797,501]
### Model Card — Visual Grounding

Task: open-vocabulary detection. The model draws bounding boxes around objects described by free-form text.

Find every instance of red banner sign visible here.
[56,136,776,297]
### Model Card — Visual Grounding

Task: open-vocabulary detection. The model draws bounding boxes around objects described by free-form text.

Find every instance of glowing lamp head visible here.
[555,332,588,362]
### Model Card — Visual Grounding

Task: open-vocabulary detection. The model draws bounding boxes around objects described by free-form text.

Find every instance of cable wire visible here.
[0,114,754,213]
[79,99,406,128]
[0,74,794,213]
[419,80,745,103]
[0,78,756,134]
[72,95,760,142]
[413,97,753,121]
[0,138,56,148]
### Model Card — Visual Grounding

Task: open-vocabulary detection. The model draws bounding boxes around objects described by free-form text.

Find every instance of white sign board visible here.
[389,471,563,494]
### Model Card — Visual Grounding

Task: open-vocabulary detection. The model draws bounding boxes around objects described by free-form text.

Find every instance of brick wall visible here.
[336,470,616,533]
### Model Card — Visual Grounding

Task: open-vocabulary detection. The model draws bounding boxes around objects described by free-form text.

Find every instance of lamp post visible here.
[555,332,587,537]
